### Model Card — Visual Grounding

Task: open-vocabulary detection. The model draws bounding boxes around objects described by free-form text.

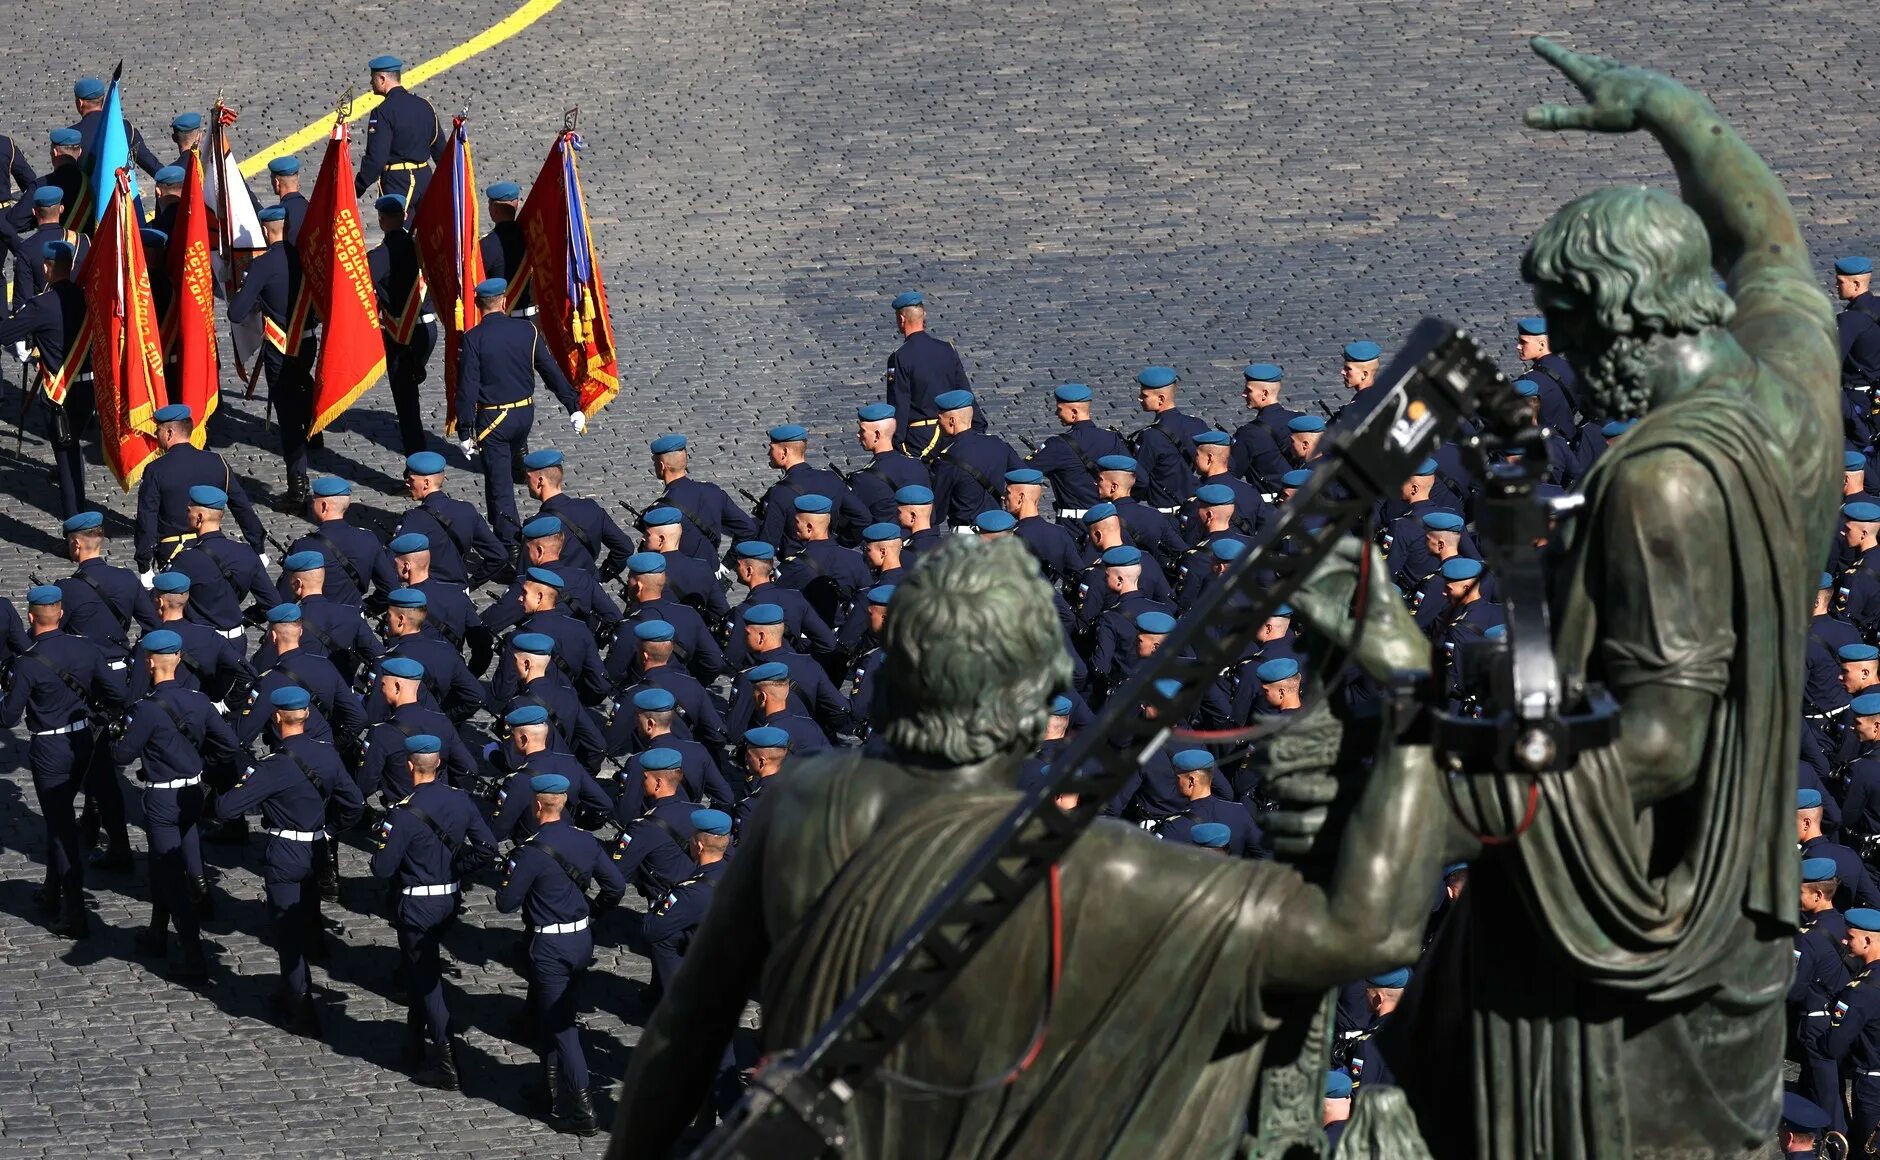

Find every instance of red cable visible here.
[1474,777,1542,846]
[1004,862,1061,1081]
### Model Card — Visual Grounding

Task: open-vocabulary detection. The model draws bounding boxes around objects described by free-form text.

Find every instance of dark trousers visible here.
[83,740,128,853]
[48,379,94,519]
[30,734,87,901]
[623,916,686,998]
[266,340,318,485]
[264,846,323,996]
[474,403,534,543]
[528,929,594,1094]
[382,323,435,456]
[144,785,204,952]
[396,896,456,1043]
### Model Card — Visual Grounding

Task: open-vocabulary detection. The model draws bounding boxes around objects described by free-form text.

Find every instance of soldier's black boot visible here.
[132,926,167,957]
[537,1060,561,1115]
[288,993,322,1038]
[189,875,215,921]
[50,899,88,939]
[557,1087,599,1137]
[316,842,340,903]
[413,1041,460,1091]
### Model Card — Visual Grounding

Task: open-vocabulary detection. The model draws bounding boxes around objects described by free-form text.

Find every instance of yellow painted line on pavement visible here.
[238,0,562,177]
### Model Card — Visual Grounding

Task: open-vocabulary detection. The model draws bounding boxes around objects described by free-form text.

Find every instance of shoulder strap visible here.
[19,649,93,705]
[528,833,592,892]
[1855,297,1880,326]
[189,536,246,596]
[1062,430,1104,479]
[297,612,348,662]
[634,806,688,851]
[548,500,600,558]
[311,529,370,597]
[399,800,460,857]
[654,492,716,548]
[146,689,198,744]
[279,744,332,798]
[70,567,131,636]
[943,442,998,498]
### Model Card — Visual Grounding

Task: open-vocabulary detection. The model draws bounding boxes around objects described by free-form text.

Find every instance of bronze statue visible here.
[608,534,1447,1158]
[1380,38,1841,1159]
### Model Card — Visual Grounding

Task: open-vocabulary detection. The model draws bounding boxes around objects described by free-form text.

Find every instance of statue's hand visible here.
[1290,537,1428,684]
[1524,36,1693,134]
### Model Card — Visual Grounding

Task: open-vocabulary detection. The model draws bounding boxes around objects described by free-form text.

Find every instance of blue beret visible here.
[1209,538,1246,562]
[1846,501,1880,522]
[387,588,427,608]
[1172,749,1213,772]
[747,661,790,683]
[140,229,170,251]
[862,522,901,543]
[1255,657,1301,683]
[154,165,186,186]
[1152,677,1182,700]
[1083,502,1119,523]
[187,485,228,509]
[856,403,895,422]
[1287,415,1326,433]
[1513,378,1540,398]
[1782,1093,1832,1133]
[368,54,403,71]
[631,687,677,712]
[768,424,808,443]
[1135,610,1177,634]
[1096,454,1137,473]
[1136,366,1178,389]
[1441,557,1485,582]
[1366,967,1411,989]
[388,532,429,554]
[1273,603,1293,617]
[1189,822,1231,849]
[627,552,666,574]
[266,157,299,177]
[894,485,934,505]
[521,515,564,538]
[636,507,676,529]
[1053,383,1092,403]
[631,620,675,642]
[1195,483,1235,506]
[643,433,689,458]
[1413,457,1438,475]
[311,476,351,497]
[1853,693,1880,716]
[283,551,324,572]
[1244,363,1282,382]
[256,206,287,223]
[1100,545,1142,567]
[522,448,564,470]
[48,128,83,148]
[744,725,791,748]
[1343,341,1382,362]
[153,403,193,424]
[1193,430,1231,447]
[642,747,682,771]
[512,632,556,656]
[792,494,834,515]
[1803,857,1840,883]
[265,603,302,623]
[171,112,203,132]
[61,511,103,533]
[31,186,64,208]
[73,77,106,100]
[42,240,74,263]
[745,603,785,626]
[404,733,442,755]
[1824,572,1836,590]
[485,181,521,200]
[867,584,896,606]
[691,809,733,836]
[473,277,507,298]
[504,704,549,727]
[1443,862,1469,878]
[1280,469,1311,488]
[735,540,777,559]
[1004,468,1045,486]
[934,389,975,411]
[975,510,1017,533]
[1049,694,1073,716]
[1849,451,1870,471]
[1601,419,1636,437]
[269,686,311,711]
[1841,643,1880,663]
[141,629,183,654]
[529,773,572,795]
[1850,906,1880,932]
[1516,316,1548,336]
[1325,1071,1354,1099]
[523,566,564,590]
[380,656,425,680]
[1839,256,1875,277]
[1799,788,1824,809]
[1420,511,1465,532]
[1485,624,1507,640]
[374,194,407,214]
[890,290,923,309]
[153,572,191,594]
[26,584,61,606]
[405,451,446,475]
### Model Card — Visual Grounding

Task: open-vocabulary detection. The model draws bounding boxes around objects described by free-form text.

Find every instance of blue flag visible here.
[79,67,132,229]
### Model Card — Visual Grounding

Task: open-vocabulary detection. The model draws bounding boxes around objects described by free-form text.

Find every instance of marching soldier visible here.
[487,705,610,842]
[394,452,508,587]
[69,76,162,175]
[235,604,366,753]
[0,239,89,516]
[0,129,37,215]
[1836,256,1880,399]
[227,205,318,506]
[359,658,477,805]
[522,448,637,578]
[1514,316,1579,431]
[755,424,870,550]
[135,572,253,707]
[929,390,1021,530]
[12,186,75,311]
[353,56,445,203]
[368,194,436,456]
[1129,366,1208,514]
[266,156,307,244]
[57,510,158,675]
[1230,364,1298,495]
[285,477,399,608]
[453,277,587,543]
[624,807,732,998]
[884,289,972,459]
[168,486,282,639]
[166,112,203,170]
[480,180,533,317]
[846,403,931,524]
[640,436,757,571]
[265,552,384,686]
[1024,383,1129,521]
[369,590,490,724]
[135,404,268,575]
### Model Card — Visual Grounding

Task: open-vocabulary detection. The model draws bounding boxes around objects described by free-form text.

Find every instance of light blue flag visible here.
[80,66,132,228]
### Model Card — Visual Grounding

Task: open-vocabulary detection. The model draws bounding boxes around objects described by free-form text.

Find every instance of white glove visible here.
[210,700,229,716]
[459,438,479,458]
[257,553,271,570]
[138,569,155,589]
[569,411,587,434]
[11,342,27,363]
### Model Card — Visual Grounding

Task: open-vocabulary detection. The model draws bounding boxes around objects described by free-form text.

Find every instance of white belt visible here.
[263,828,328,841]
[516,306,538,318]
[34,719,87,736]
[147,775,201,790]
[531,917,589,935]
[402,882,459,896]
[215,626,244,640]
[1863,1069,1880,1077]
[1155,505,1181,515]
[107,660,128,671]
[1055,508,1088,520]
[948,523,977,534]
[419,313,437,324]
[73,373,94,385]
[1806,1009,1830,1017]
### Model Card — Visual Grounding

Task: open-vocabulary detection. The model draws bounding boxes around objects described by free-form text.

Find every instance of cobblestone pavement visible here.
[0,1,1873,1155]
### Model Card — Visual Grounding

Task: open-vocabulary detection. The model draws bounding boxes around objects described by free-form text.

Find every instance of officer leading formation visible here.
[0,50,1868,1160]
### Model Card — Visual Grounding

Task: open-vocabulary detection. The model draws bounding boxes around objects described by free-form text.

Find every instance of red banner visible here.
[82,172,164,489]
[163,149,219,442]
[411,116,484,434]
[514,132,619,417]
[290,121,386,437]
